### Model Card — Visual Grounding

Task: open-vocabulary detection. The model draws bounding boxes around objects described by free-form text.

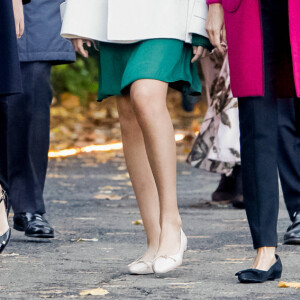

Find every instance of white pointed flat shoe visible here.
[152,228,187,274]
[128,257,154,275]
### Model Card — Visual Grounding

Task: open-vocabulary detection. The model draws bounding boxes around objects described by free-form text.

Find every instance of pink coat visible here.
[207,0,300,98]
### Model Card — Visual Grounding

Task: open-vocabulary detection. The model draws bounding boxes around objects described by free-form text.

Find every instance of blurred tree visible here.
[51,47,99,106]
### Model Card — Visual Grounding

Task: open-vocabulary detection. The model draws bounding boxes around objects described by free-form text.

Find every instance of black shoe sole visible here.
[283,238,300,245]
[25,232,54,239]
[239,276,281,284]
[232,202,246,209]
[238,272,282,283]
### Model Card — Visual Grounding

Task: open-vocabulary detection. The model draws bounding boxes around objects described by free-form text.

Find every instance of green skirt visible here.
[98,39,202,101]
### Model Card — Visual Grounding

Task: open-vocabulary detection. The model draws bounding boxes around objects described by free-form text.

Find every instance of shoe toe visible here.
[26,224,54,238]
[237,272,252,283]
[153,257,178,274]
[128,261,153,275]
[236,270,267,283]
[284,229,300,242]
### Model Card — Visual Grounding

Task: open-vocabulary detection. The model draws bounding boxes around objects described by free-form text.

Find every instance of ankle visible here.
[256,247,276,258]
[253,247,277,270]
[161,217,182,231]
[147,240,159,251]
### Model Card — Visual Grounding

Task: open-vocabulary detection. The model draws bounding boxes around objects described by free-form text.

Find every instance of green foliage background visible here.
[51,48,99,106]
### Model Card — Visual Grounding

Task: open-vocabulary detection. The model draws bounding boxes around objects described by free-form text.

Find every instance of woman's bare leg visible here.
[130,80,182,257]
[0,187,9,235]
[117,96,160,260]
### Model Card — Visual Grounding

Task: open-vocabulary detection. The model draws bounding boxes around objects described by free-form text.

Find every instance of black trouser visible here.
[238,0,300,249]
[0,62,52,214]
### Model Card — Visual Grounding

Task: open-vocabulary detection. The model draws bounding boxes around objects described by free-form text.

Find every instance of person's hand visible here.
[206,4,227,55]
[191,46,208,63]
[12,0,25,38]
[72,39,92,58]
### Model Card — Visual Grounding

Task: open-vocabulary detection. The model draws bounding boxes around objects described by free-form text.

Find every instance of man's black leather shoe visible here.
[13,213,54,238]
[284,212,300,245]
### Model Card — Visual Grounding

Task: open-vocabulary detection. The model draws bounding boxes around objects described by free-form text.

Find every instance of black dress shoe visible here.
[283,211,300,245]
[212,174,235,204]
[232,194,245,209]
[231,166,245,209]
[235,255,282,283]
[0,229,11,254]
[212,166,244,207]
[13,213,54,238]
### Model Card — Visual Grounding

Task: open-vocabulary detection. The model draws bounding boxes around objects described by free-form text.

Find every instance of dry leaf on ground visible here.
[104,186,124,190]
[93,194,125,201]
[278,281,300,289]
[111,174,129,181]
[71,238,98,243]
[80,287,109,296]
[132,219,143,225]
[0,253,19,257]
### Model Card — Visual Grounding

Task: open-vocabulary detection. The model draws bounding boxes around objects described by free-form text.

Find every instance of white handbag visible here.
[60,0,208,44]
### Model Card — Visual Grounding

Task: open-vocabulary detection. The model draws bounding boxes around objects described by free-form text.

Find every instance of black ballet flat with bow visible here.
[0,194,11,254]
[235,255,282,283]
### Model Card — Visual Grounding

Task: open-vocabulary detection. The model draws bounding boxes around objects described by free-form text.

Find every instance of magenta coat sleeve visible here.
[206,0,222,4]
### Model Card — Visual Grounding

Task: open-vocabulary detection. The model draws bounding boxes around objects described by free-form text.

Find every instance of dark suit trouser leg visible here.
[237,0,294,249]
[238,96,279,249]
[0,96,8,192]
[277,99,300,220]
[8,62,52,214]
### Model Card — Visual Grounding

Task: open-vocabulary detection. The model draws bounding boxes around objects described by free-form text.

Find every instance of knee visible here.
[130,86,164,121]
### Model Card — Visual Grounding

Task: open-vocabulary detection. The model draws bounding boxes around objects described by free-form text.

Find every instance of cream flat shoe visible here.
[152,228,187,274]
[128,257,154,275]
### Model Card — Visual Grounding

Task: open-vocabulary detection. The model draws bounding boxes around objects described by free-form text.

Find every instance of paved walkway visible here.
[1,153,299,299]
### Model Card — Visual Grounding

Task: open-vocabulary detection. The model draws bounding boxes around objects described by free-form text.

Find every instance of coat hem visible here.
[18,52,76,64]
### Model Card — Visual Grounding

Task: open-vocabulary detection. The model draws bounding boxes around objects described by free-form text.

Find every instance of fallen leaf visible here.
[104,186,124,190]
[0,253,19,257]
[52,200,68,204]
[47,174,68,179]
[71,238,98,243]
[111,174,129,181]
[93,194,124,201]
[278,281,300,290]
[80,288,109,296]
[132,219,143,225]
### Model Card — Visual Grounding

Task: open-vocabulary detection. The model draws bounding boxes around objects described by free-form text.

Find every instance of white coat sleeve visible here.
[188,0,208,38]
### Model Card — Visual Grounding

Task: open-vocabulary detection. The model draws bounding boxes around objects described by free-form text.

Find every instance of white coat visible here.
[61,0,208,44]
